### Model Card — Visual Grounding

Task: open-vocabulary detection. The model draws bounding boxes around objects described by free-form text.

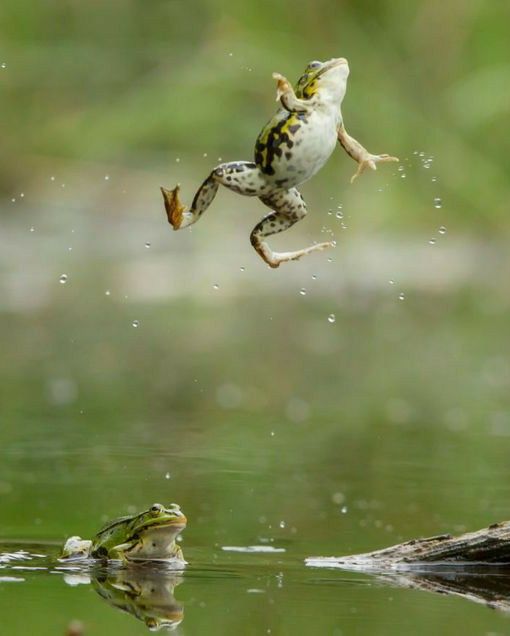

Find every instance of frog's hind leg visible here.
[251,188,334,268]
[161,161,265,230]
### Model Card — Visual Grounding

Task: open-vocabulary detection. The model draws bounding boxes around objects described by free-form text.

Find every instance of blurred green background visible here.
[1,1,510,634]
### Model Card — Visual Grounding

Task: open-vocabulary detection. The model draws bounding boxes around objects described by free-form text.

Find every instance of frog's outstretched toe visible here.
[161,185,188,230]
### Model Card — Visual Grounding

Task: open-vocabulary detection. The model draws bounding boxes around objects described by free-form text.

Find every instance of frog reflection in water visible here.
[92,569,184,632]
[61,503,186,562]
[161,57,398,268]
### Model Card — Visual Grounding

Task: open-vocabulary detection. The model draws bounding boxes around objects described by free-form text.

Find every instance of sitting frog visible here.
[161,57,398,268]
[61,503,187,562]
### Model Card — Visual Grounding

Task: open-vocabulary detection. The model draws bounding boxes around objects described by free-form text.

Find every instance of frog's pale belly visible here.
[255,109,339,189]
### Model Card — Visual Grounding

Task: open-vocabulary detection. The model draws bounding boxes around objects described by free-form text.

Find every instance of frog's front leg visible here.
[161,161,266,230]
[272,72,312,113]
[251,188,334,269]
[337,123,399,183]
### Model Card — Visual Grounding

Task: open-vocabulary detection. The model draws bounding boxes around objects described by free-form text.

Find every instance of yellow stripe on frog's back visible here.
[254,111,308,176]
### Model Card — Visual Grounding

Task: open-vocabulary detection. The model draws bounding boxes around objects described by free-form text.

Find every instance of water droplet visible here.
[132,320,140,328]
[311,274,317,280]
[104,174,110,181]
[429,238,436,245]
[398,165,405,172]
[50,176,55,181]
[29,226,35,232]
[438,225,447,235]
[389,279,395,285]
[203,152,208,158]
[165,472,171,480]
[175,157,181,163]
[327,313,336,323]
[335,211,343,219]
[327,257,333,263]
[105,290,111,296]
[145,242,151,248]
[1,62,6,69]
[270,431,275,437]
[68,246,73,252]
[11,198,16,203]
[400,173,406,179]
[59,274,68,284]
[20,193,24,198]
[431,176,438,182]
[279,520,286,529]
[299,288,307,296]
[433,197,442,208]
[341,506,348,514]
[228,52,233,57]
[240,266,245,272]
[212,283,219,291]
[399,292,405,301]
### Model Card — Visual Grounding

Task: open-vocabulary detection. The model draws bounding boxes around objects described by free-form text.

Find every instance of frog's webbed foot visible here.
[272,72,310,113]
[350,153,399,184]
[251,188,334,268]
[161,185,195,230]
[254,240,335,269]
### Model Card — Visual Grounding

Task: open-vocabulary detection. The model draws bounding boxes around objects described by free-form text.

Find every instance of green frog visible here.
[161,57,398,268]
[61,503,187,562]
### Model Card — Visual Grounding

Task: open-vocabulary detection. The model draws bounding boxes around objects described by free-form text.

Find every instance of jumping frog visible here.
[161,57,398,268]
[61,503,187,562]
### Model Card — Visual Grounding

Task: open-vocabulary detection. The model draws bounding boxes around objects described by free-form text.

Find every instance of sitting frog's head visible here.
[296,57,349,104]
[124,503,187,560]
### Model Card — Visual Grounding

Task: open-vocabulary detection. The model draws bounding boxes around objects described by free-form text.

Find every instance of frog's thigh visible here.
[213,161,267,196]
[256,187,307,236]
[251,188,332,268]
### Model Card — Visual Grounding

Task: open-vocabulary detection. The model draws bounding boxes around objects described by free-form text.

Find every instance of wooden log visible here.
[306,521,510,613]
[306,521,510,571]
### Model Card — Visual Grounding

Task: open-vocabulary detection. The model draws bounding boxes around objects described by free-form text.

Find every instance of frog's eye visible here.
[150,503,164,514]
[306,60,322,71]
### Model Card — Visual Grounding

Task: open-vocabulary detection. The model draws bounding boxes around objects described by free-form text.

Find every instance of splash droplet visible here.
[212,283,219,291]
[240,266,245,272]
[429,238,436,245]
[132,320,140,328]
[299,288,307,296]
[145,242,151,248]
[399,292,405,301]
[438,225,446,235]
[327,313,336,323]
[279,520,286,529]
[59,274,68,284]
[433,197,442,209]
[389,279,395,285]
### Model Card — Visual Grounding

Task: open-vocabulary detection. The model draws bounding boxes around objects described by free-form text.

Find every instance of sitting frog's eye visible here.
[150,503,164,515]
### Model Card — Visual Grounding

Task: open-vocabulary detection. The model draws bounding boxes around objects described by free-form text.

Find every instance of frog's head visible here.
[296,57,349,104]
[122,503,187,560]
[130,503,187,536]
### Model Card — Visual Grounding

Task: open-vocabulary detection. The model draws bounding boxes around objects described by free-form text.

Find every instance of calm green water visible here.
[2,288,510,634]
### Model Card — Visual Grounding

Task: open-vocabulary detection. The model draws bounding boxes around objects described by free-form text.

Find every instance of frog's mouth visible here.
[317,57,348,78]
